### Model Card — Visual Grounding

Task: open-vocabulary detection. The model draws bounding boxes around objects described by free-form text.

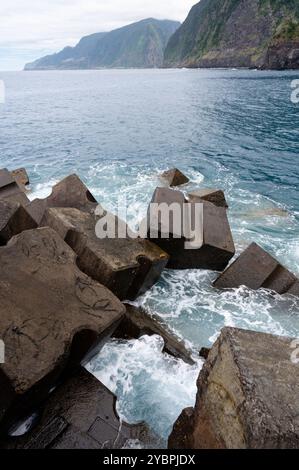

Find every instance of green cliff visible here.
[164,0,299,69]
[25,19,180,70]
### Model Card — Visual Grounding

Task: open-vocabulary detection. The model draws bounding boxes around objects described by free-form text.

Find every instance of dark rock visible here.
[0,200,37,245]
[188,189,228,208]
[199,348,210,360]
[147,187,235,270]
[288,280,299,297]
[27,174,98,224]
[168,407,194,450]
[0,169,13,188]
[214,242,299,296]
[0,368,157,449]
[0,168,30,206]
[169,327,299,449]
[264,41,299,70]
[161,169,190,187]
[41,207,169,301]
[0,227,124,431]
[11,168,30,187]
[114,305,195,365]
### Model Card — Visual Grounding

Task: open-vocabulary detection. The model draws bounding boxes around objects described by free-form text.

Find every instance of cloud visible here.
[0,0,196,70]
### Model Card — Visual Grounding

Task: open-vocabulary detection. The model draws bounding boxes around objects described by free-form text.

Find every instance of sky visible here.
[0,0,196,70]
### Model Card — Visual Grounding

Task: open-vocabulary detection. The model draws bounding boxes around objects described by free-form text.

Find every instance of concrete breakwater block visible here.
[0,200,37,245]
[114,304,195,365]
[27,174,98,224]
[214,242,299,296]
[169,327,299,449]
[147,187,235,270]
[188,188,228,208]
[11,168,30,188]
[0,227,124,430]
[0,168,30,206]
[160,168,190,187]
[1,368,156,449]
[42,207,169,301]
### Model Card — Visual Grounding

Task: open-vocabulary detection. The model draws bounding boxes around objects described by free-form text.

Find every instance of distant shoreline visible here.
[22,66,299,72]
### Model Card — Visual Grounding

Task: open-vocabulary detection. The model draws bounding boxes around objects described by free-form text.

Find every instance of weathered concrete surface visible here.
[188,189,228,208]
[169,327,299,449]
[0,368,157,449]
[0,168,30,206]
[41,207,169,301]
[147,187,235,270]
[11,168,30,188]
[214,242,299,296]
[0,227,125,431]
[160,168,189,187]
[0,200,37,245]
[27,174,98,224]
[113,304,195,365]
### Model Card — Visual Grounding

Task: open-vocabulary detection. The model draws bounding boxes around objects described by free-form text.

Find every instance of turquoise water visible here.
[1,69,299,446]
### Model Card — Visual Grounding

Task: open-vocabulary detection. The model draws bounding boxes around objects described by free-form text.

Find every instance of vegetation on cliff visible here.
[164,0,299,69]
[25,19,180,70]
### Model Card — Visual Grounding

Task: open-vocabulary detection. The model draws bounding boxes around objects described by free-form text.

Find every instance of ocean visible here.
[1,68,299,446]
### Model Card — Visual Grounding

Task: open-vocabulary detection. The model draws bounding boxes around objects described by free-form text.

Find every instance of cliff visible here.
[164,0,299,69]
[25,19,180,70]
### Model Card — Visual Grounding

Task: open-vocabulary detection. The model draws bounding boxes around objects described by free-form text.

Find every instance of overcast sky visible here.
[0,0,196,70]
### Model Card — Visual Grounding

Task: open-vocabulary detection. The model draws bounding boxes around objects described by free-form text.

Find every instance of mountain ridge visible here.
[25,19,180,70]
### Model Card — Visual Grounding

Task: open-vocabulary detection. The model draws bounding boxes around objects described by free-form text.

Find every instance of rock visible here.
[0,200,37,245]
[168,408,194,450]
[188,189,228,208]
[147,187,235,270]
[1,368,157,449]
[199,348,210,360]
[0,227,124,431]
[264,41,299,70]
[160,168,190,187]
[26,174,98,224]
[0,168,30,206]
[214,242,299,296]
[11,168,30,187]
[113,305,195,365]
[287,280,299,297]
[41,207,169,301]
[168,327,299,449]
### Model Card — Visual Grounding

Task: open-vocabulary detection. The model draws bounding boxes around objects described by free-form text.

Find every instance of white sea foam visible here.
[86,335,203,442]
[28,178,59,201]
[138,269,299,348]
[122,439,144,449]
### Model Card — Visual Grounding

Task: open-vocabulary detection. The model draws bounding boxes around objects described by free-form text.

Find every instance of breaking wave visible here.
[86,335,203,444]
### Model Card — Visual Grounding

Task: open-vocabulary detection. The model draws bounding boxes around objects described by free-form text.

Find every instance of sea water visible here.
[0,69,299,445]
